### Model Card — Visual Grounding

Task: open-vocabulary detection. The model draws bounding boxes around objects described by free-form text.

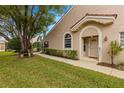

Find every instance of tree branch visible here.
[0,31,10,41]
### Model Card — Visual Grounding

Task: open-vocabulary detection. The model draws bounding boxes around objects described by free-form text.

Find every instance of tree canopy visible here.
[0,6,66,40]
[0,5,67,57]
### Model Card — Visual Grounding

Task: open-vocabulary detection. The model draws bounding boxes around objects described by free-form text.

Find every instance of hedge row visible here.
[43,48,78,60]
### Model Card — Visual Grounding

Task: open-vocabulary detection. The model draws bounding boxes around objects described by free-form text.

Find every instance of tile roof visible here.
[70,13,117,29]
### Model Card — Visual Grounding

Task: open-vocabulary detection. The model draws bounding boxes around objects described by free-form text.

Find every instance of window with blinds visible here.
[64,33,71,48]
[120,32,124,46]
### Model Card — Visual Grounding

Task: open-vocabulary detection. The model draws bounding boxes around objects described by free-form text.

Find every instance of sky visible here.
[47,5,72,33]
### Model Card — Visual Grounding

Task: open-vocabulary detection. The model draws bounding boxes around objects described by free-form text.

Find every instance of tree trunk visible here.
[19,38,33,58]
[111,55,114,66]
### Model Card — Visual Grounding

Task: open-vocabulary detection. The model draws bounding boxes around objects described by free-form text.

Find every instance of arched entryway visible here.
[79,25,102,62]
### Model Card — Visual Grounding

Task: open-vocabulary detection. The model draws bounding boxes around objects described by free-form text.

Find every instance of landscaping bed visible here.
[116,63,124,71]
[97,62,124,71]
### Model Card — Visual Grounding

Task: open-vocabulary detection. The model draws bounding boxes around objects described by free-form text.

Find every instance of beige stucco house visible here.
[43,5,124,64]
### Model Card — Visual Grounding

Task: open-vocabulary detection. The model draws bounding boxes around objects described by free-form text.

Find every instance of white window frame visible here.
[119,32,124,48]
[63,32,73,50]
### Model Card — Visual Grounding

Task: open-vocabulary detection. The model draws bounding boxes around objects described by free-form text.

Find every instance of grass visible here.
[0,52,124,88]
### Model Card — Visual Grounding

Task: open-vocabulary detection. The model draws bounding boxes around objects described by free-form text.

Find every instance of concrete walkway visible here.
[35,53,124,79]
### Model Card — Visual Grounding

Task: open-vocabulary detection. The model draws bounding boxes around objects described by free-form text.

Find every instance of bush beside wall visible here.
[43,48,78,60]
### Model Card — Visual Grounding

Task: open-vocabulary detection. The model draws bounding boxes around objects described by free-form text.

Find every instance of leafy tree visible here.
[7,37,21,52]
[0,5,66,57]
[32,42,41,52]
[108,40,122,65]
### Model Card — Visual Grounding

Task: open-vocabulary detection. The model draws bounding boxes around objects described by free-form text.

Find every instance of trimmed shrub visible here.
[43,48,77,60]
[7,37,21,52]
[64,50,77,59]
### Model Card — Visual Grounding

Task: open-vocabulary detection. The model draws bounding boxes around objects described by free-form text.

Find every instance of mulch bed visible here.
[97,62,124,71]
[97,62,116,68]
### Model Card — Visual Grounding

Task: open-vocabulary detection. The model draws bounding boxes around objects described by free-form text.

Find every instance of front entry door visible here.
[88,36,98,58]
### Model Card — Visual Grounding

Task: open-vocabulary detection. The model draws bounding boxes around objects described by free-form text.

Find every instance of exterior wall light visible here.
[104,36,108,41]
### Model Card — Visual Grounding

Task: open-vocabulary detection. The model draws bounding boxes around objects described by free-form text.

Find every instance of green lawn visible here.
[0,52,124,88]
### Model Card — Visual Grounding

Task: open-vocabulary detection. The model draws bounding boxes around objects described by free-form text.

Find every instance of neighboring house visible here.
[31,36,42,44]
[31,36,43,51]
[31,36,39,44]
[0,40,6,51]
[43,5,124,64]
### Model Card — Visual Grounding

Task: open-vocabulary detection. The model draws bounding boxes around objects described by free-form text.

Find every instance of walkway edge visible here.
[35,53,124,79]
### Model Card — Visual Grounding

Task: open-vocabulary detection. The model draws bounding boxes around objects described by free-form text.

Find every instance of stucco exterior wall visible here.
[0,43,5,51]
[44,5,124,64]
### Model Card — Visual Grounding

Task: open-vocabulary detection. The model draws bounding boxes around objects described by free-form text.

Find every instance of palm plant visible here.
[108,40,122,66]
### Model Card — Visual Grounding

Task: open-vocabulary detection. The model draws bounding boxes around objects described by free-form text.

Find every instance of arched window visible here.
[64,33,72,48]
